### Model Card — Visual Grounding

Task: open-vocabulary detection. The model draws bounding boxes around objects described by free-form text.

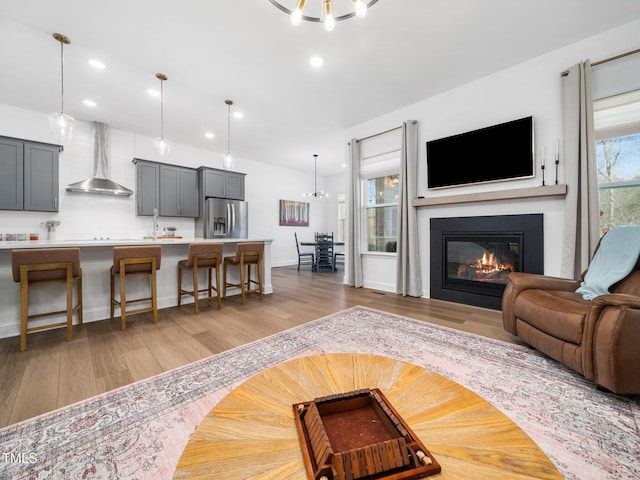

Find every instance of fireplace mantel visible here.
[413,184,567,208]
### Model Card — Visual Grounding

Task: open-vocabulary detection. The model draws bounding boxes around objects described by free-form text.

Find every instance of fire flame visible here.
[473,251,513,275]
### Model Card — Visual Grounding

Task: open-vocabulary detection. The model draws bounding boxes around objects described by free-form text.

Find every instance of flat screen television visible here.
[426,116,534,189]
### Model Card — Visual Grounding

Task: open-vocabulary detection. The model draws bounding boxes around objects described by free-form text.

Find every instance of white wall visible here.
[344,19,640,296]
[0,106,328,266]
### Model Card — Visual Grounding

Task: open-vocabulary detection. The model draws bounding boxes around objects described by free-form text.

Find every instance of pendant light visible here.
[303,154,329,198]
[153,73,171,159]
[222,99,234,170]
[49,33,75,140]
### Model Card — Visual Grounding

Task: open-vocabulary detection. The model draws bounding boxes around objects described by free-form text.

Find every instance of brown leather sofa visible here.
[502,248,640,394]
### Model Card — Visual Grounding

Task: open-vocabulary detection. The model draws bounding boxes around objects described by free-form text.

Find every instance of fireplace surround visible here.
[430,214,543,309]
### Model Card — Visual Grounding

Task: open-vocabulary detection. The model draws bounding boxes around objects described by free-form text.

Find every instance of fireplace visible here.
[430,214,543,310]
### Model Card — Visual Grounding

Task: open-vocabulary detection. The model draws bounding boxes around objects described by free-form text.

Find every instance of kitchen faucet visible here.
[153,208,158,241]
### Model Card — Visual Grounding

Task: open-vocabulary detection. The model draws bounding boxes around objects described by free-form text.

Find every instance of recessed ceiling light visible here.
[233,111,243,119]
[147,88,160,97]
[310,56,324,67]
[205,132,215,139]
[83,99,97,107]
[88,59,106,70]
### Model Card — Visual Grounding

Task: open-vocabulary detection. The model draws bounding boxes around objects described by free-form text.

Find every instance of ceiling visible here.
[1,1,639,176]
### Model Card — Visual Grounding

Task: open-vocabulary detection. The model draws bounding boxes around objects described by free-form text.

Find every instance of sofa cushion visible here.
[513,289,591,344]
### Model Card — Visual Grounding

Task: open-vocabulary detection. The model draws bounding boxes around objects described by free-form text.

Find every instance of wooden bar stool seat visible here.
[11,248,83,352]
[178,243,224,314]
[110,246,161,330]
[223,242,264,304]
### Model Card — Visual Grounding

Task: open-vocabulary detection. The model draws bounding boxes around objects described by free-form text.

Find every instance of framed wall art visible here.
[279,199,309,226]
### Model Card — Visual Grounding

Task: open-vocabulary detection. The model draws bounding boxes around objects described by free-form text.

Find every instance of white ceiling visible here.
[1,0,639,176]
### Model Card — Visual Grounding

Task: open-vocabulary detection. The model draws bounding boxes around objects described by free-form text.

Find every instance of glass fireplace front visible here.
[444,235,522,295]
[430,214,543,310]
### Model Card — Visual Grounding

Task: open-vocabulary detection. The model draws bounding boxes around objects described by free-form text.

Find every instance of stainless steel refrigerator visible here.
[200,198,248,238]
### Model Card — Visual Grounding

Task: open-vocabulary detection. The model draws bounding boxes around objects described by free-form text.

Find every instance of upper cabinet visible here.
[159,164,198,217]
[199,167,245,200]
[133,159,160,216]
[133,158,198,217]
[0,136,60,212]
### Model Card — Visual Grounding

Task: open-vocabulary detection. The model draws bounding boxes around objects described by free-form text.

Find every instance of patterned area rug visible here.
[0,306,638,480]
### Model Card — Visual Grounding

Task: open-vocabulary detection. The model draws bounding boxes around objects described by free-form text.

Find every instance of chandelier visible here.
[303,154,328,198]
[268,0,379,31]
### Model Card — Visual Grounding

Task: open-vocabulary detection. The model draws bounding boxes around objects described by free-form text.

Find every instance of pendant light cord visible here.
[160,78,164,140]
[314,154,318,196]
[59,40,65,114]
[227,101,232,156]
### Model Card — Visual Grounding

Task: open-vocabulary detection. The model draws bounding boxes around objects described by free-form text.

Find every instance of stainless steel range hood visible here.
[66,122,133,196]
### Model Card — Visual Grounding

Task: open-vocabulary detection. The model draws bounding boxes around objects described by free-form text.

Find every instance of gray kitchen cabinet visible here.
[133,158,160,216]
[0,136,60,212]
[0,137,24,210]
[24,143,60,211]
[159,164,198,217]
[199,167,245,200]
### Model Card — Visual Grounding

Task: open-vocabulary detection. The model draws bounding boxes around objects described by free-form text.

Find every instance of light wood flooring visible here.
[0,265,521,428]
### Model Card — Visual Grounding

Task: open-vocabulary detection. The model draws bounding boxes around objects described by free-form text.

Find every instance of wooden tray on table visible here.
[293,388,441,480]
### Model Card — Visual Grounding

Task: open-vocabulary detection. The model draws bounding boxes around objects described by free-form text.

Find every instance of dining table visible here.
[299,240,344,272]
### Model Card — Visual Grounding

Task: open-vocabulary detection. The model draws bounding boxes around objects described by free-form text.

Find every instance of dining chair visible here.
[314,232,334,272]
[295,232,314,271]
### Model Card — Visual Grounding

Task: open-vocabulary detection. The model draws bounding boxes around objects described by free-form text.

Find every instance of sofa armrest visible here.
[502,272,580,335]
[506,272,580,292]
[592,293,640,310]
[583,293,640,393]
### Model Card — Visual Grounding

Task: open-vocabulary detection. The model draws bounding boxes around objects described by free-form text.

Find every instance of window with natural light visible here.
[365,174,399,252]
[594,90,640,232]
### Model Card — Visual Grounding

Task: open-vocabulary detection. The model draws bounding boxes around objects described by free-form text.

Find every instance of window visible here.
[594,90,640,231]
[358,137,401,254]
[365,174,398,252]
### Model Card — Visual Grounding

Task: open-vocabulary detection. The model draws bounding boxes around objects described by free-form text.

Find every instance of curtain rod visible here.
[355,125,402,143]
[350,120,418,143]
[591,47,640,67]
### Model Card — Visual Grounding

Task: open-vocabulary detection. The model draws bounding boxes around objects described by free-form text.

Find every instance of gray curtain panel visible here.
[396,120,423,297]
[560,61,601,279]
[347,139,363,287]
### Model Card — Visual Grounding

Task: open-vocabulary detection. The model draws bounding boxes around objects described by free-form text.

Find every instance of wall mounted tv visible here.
[426,116,534,189]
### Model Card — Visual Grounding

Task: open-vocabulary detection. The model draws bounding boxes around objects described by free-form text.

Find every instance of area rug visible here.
[0,306,638,480]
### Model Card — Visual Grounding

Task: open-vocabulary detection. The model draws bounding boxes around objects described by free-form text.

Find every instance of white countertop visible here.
[0,237,273,250]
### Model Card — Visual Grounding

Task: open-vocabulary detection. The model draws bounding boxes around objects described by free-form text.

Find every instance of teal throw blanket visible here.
[576,226,640,300]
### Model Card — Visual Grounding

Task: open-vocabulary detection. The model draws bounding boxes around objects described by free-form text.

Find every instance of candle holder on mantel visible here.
[555,158,559,185]
[541,163,546,186]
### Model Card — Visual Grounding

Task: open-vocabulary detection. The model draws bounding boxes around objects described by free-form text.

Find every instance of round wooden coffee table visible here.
[173,353,562,479]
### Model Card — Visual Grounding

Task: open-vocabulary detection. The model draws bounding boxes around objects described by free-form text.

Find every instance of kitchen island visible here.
[0,238,273,340]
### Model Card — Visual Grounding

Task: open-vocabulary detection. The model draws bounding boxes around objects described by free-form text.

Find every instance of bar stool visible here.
[223,242,264,304]
[110,246,162,330]
[178,242,224,314]
[11,248,83,352]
